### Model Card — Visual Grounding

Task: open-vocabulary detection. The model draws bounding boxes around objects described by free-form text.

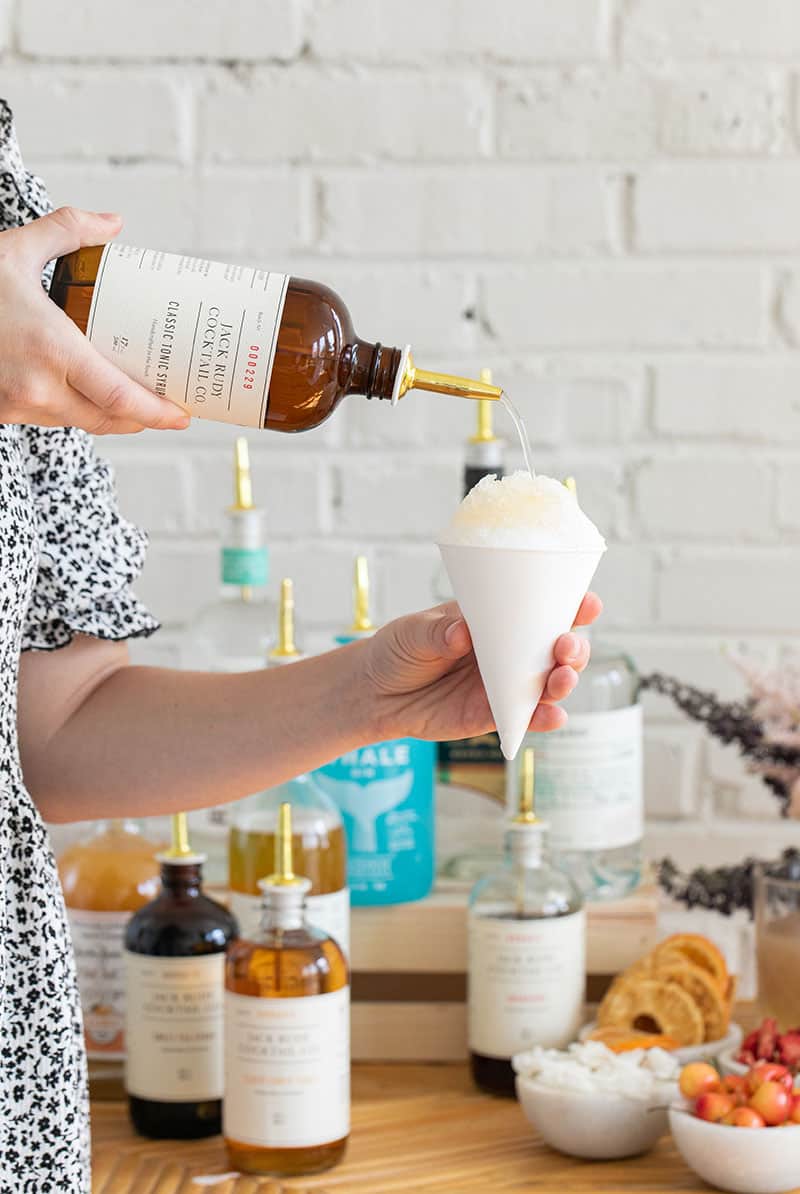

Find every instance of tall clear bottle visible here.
[228,579,350,955]
[468,750,585,1096]
[124,814,237,1138]
[51,244,503,432]
[505,479,643,901]
[57,818,163,1090]
[313,558,436,906]
[186,437,276,883]
[224,803,350,1176]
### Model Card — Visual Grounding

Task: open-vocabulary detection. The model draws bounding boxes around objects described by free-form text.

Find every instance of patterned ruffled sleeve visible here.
[20,426,159,650]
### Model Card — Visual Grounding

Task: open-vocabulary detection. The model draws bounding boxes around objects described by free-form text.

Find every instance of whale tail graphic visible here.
[315,771,415,852]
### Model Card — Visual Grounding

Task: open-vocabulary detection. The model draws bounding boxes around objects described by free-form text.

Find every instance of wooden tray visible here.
[92,1061,781,1194]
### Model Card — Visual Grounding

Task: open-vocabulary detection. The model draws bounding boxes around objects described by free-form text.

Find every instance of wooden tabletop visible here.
[91,1062,776,1194]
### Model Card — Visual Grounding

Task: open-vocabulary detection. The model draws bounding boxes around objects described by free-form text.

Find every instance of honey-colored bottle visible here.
[49,244,501,431]
[229,579,350,955]
[124,814,237,1139]
[57,819,163,1092]
[224,803,350,1176]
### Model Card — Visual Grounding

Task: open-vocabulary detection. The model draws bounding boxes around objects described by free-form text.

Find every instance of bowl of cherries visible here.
[669,1060,800,1194]
[719,1018,800,1086]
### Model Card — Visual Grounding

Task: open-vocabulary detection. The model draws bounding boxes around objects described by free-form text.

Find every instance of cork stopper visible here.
[269,578,301,662]
[469,368,498,444]
[349,555,375,634]
[232,437,254,511]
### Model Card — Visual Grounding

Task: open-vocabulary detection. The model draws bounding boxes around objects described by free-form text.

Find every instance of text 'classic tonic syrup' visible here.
[123,814,237,1139]
[224,803,350,1177]
[50,244,502,430]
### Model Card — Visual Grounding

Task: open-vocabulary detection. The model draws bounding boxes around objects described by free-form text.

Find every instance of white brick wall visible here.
[4,1,800,869]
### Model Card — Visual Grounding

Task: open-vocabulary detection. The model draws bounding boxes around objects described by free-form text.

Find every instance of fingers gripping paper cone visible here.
[438,544,605,760]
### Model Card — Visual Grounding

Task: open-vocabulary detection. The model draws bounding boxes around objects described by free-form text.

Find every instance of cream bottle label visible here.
[468,909,585,1059]
[224,986,350,1148]
[124,953,225,1101]
[517,706,643,851]
[67,908,131,1060]
[86,244,289,428]
[229,888,350,959]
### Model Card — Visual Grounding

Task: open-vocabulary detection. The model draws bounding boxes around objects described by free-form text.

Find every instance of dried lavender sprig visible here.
[657,849,800,918]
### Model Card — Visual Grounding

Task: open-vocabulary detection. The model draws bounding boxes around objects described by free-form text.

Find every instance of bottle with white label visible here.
[50,243,503,430]
[469,749,585,1096]
[507,479,642,901]
[225,802,349,1176]
[228,579,350,955]
[123,813,237,1138]
[185,438,276,884]
[57,818,163,1091]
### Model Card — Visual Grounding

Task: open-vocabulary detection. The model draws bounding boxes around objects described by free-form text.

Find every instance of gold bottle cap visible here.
[269,578,302,662]
[231,436,254,511]
[157,812,206,865]
[512,749,542,826]
[348,555,375,634]
[396,349,502,404]
[260,802,309,891]
[469,368,498,444]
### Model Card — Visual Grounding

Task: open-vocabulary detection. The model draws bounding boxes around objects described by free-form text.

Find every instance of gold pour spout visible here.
[232,436,254,511]
[269,578,301,661]
[163,812,194,860]
[266,801,304,887]
[399,352,502,402]
[512,749,541,825]
[469,368,498,444]
[349,555,375,634]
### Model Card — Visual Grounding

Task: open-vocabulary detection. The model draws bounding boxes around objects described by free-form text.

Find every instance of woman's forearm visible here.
[23,643,375,823]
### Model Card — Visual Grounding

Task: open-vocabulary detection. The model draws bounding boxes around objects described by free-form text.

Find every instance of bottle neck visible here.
[160,861,203,895]
[505,823,545,870]
[260,887,306,933]
[221,507,269,598]
[343,341,504,406]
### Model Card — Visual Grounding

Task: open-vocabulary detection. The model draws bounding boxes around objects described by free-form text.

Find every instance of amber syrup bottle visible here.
[49,244,501,431]
[224,802,350,1176]
[123,813,237,1138]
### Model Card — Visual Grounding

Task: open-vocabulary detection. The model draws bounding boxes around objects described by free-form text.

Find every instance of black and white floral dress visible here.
[0,101,158,1191]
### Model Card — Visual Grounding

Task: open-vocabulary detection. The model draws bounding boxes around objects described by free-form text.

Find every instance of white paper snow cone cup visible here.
[438,543,605,760]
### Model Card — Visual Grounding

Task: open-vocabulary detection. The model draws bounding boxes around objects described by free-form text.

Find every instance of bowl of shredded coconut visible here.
[512,1041,680,1160]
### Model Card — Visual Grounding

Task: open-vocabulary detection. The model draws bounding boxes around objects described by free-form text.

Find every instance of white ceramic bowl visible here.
[580,1019,743,1065]
[669,1106,800,1194]
[515,1074,674,1160]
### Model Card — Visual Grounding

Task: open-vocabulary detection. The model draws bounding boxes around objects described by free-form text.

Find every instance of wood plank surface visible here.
[91,1060,788,1194]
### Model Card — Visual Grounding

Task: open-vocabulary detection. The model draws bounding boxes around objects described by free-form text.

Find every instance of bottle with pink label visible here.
[468,748,585,1096]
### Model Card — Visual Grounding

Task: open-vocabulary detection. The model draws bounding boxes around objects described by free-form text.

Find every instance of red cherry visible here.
[721,1075,749,1104]
[749,1081,792,1126]
[680,1062,720,1100]
[748,1063,794,1096]
[725,1106,766,1128]
[695,1092,735,1123]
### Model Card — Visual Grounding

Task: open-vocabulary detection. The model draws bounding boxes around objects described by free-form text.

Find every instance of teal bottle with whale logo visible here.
[313,558,435,906]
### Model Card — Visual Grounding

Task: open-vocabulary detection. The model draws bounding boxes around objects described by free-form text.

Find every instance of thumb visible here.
[397,605,472,662]
[18,206,122,267]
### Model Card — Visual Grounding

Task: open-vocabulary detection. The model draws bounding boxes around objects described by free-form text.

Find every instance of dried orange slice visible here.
[586,1025,680,1053]
[597,977,705,1046]
[653,959,730,1043]
[653,934,728,992]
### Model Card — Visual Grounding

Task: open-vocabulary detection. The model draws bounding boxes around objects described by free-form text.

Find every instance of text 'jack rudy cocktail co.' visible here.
[50,244,502,429]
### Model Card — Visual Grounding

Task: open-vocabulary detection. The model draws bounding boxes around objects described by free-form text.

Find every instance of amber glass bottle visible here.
[57,818,162,1089]
[49,244,501,431]
[124,815,237,1138]
[224,803,349,1177]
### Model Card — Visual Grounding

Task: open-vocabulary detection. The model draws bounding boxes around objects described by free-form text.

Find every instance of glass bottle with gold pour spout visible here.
[468,749,585,1096]
[228,578,350,954]
[49,245,502,430]
[186,437,277,884]
[225,802,350,1176]
[123,813,236,1138]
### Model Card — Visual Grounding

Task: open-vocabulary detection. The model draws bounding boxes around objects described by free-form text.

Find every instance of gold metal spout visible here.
[469,368,498,444]
[269,578,301,660]
[163,812,193,860]
[231,437,254,511]
[512,749,541,825]
[349,555,375,634]
[399,352,502,402]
